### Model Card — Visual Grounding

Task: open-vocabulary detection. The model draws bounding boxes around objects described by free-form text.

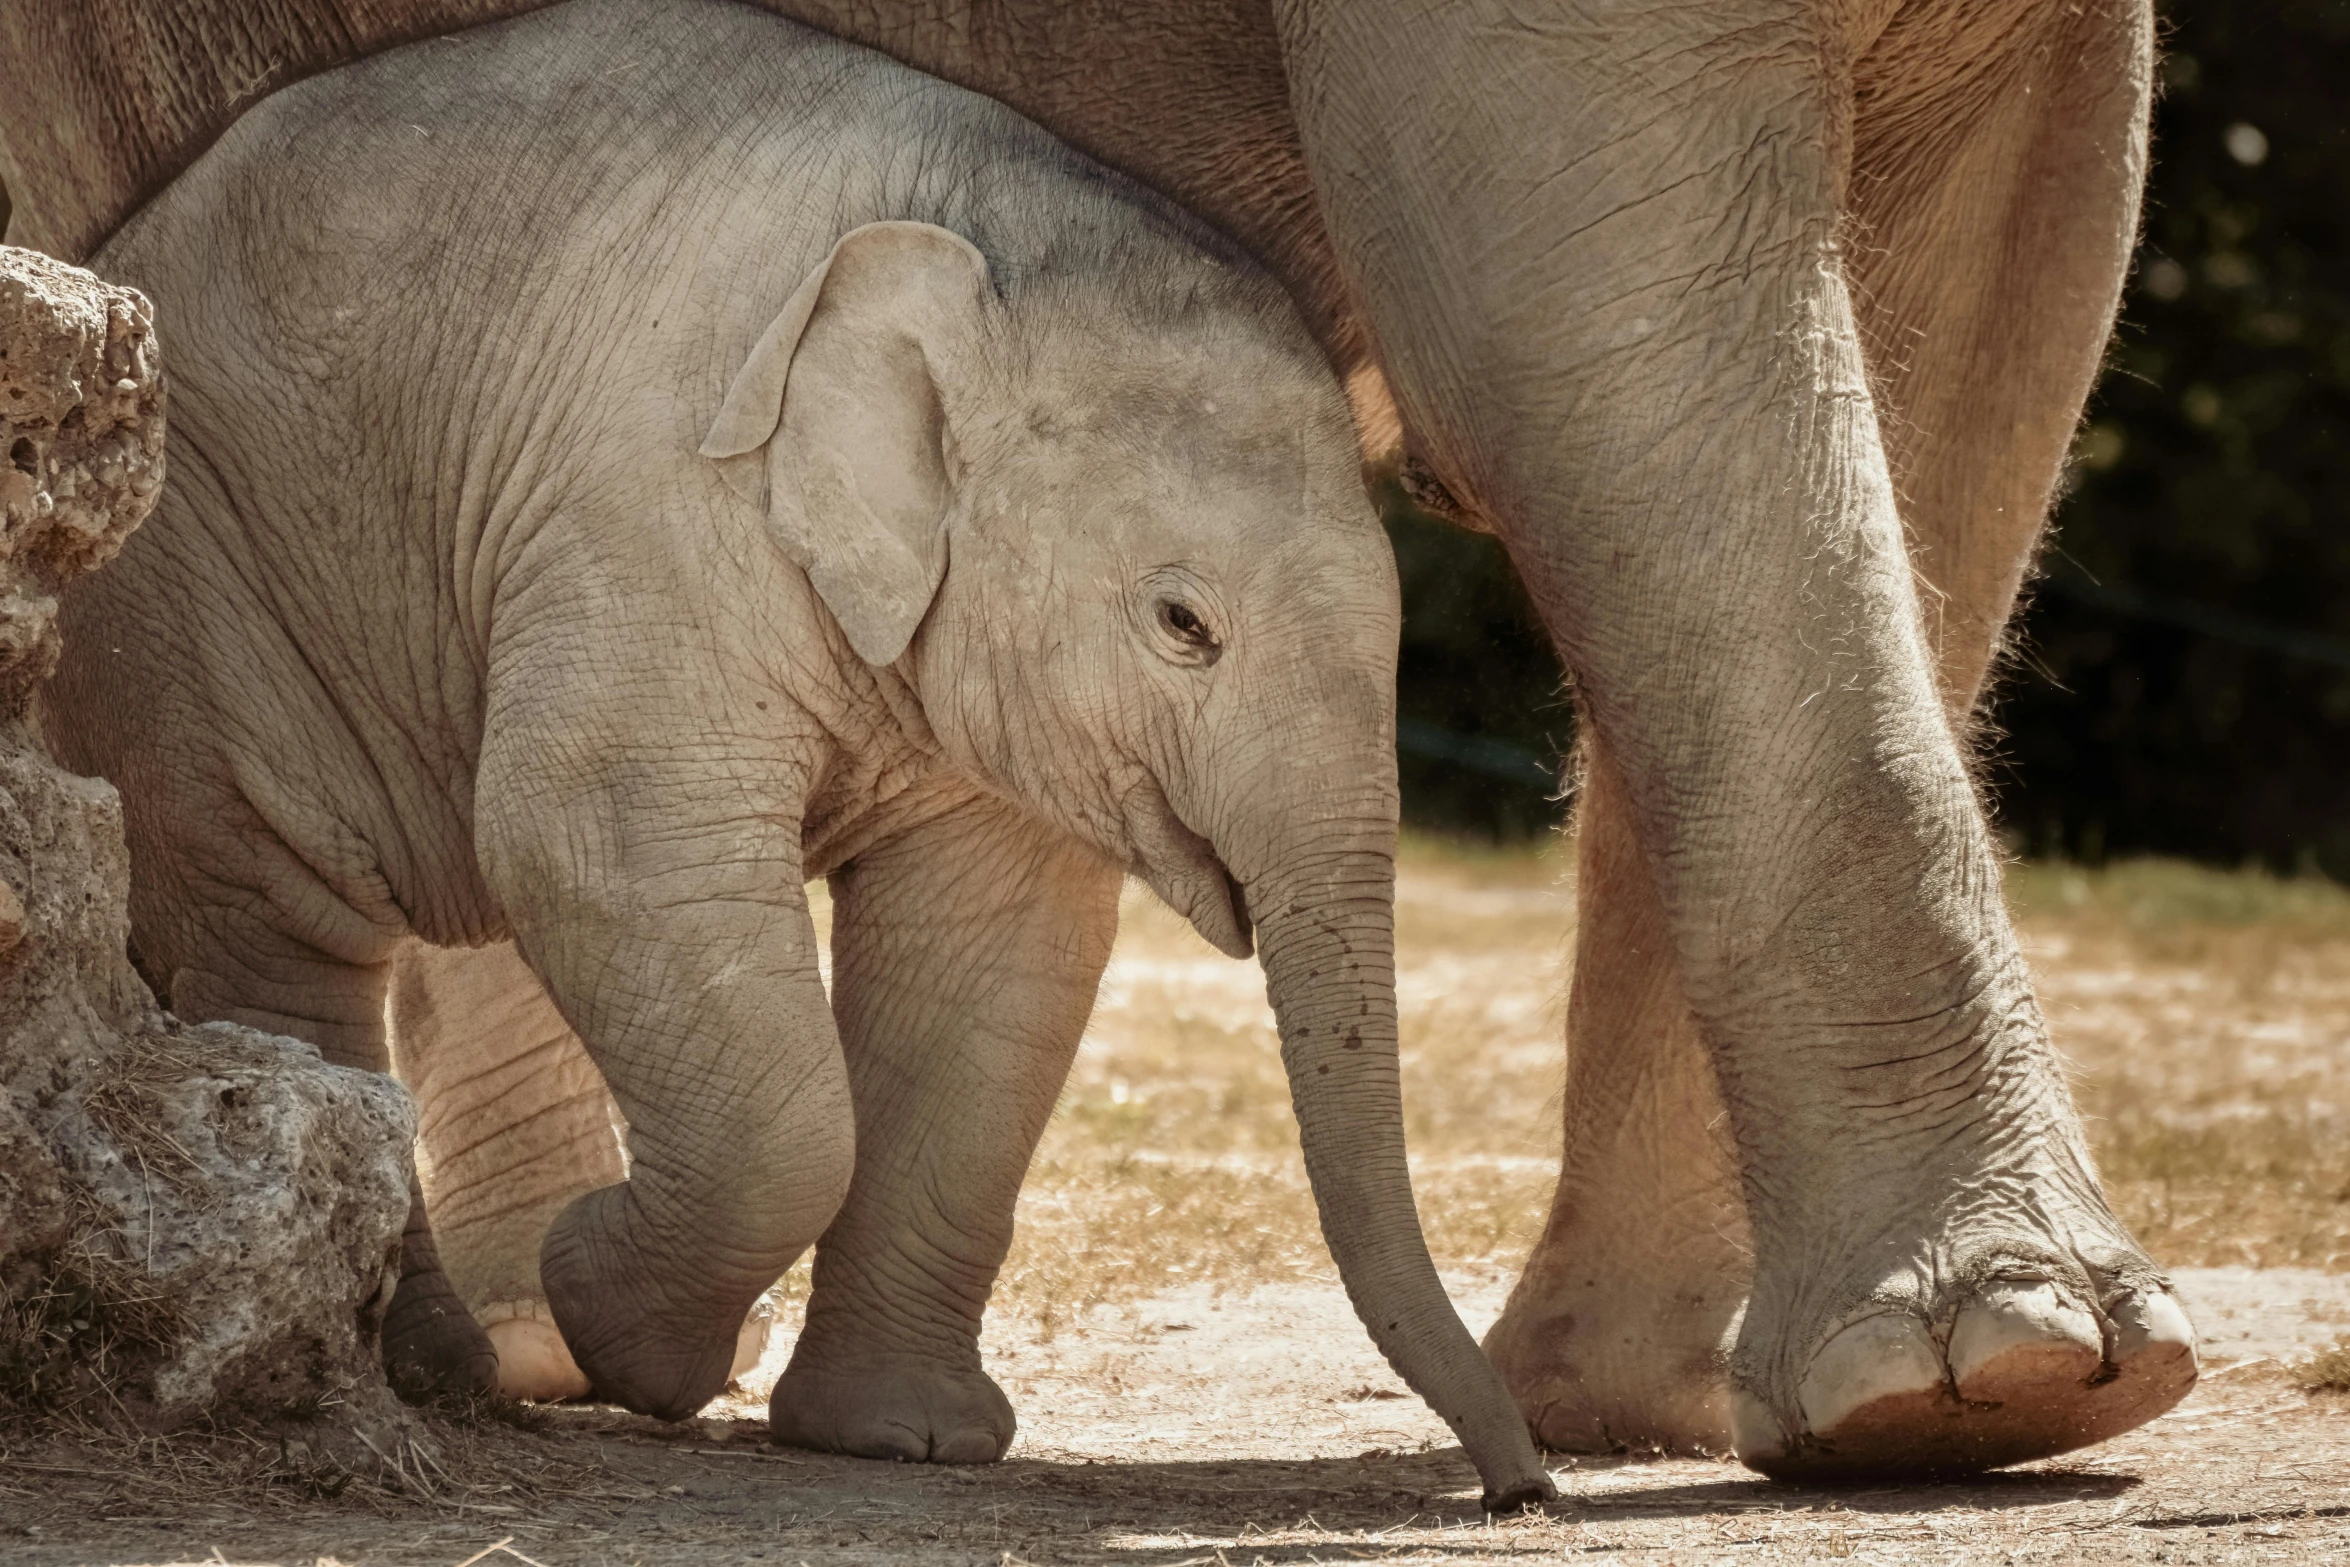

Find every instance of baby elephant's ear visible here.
[702,221,991,666]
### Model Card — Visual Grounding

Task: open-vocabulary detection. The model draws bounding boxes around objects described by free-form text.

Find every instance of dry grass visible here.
[964,840,2350,1328]
[981,834,1574,1326]
[0,1396,664,1547]
[2300,1339,2350,1394]
[2012,859,2350,1271]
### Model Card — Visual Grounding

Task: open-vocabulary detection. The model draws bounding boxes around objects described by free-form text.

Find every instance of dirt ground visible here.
[4,843,2347,1564]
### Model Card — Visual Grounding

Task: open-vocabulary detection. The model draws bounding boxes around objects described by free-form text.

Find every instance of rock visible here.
[0,247,165,706]
[0,245,417,1446]
[0,877,27,956]
[52,1017,416,1426]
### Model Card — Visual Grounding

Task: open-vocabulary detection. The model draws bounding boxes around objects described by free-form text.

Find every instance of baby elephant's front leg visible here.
[772,798,1120,1462]
[517,882,850,1420]
[479,692,851,1422]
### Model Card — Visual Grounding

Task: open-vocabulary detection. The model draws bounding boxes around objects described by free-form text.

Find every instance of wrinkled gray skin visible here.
[44,2,1551,1500]
[10,0,2201,1488]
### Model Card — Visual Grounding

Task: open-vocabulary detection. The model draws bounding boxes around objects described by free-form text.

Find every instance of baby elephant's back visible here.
[106,1,943,333]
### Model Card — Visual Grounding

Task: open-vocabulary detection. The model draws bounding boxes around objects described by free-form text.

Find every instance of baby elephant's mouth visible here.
[1135,833,1253,960]
[1214,867,1253,952]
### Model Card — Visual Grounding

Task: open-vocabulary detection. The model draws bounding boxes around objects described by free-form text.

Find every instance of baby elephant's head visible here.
[703,220,1400,957]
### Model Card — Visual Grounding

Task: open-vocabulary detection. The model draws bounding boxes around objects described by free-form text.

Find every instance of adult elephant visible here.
[1,0,2191,1476]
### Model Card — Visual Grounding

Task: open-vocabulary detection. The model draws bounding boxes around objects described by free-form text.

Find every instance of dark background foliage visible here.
[1386,485,1573,841]
[1995,1,2350,877]
[1392,1,2350,874]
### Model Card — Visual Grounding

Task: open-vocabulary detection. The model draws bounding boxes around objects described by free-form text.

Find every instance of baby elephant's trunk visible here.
[1247,839,1555,1511]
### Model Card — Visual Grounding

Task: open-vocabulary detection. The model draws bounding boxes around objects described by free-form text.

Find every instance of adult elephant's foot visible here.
[1481,849,1750,1460]
[768,1354,1016,1463]
[1482,1109,1750,1454]
[1730,1229,2198,1479]
[1483,1133,1746,1455]
[1485,1257,1741,1455]
[381,1263,500,1399]
[485,1304,590,1403]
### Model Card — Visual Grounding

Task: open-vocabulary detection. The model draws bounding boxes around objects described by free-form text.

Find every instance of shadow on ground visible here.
[6,1389,2346,1566]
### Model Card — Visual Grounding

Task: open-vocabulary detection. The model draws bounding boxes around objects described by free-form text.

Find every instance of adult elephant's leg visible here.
[1780,0,2195,1463]
[1279,0,2188,1474]
[772,795,1120,1463]
[1483,741,1747,1454]
[1849,0,2146,712]
[1484,0,2187,1464]
[169,911,499,1397]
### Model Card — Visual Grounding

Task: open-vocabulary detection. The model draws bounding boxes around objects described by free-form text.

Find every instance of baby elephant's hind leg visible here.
[170,912,499,1398]
[772,799,1120,1463]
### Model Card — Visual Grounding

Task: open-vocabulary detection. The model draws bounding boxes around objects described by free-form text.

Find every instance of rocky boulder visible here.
[0,245,416,1438]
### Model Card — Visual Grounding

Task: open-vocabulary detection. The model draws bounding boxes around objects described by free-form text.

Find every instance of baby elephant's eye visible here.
[1156,598,1222,662]
[1161,600,1210,641]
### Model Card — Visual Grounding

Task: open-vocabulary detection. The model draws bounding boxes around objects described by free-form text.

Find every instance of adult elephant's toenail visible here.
[1795,1312,1946,1436]
[1729,1386,1790,1464]
[1947,1281,2103,1400]
[2107,1286,2197,1372]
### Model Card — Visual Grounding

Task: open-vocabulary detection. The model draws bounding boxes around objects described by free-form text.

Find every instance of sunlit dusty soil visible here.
[6,844,2348,1564]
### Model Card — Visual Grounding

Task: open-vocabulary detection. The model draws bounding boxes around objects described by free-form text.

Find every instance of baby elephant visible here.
[48,0,1549,1503]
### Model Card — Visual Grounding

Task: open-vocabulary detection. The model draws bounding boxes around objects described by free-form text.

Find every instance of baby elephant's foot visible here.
[540,1192,745,1419]
[1733,1260,2197,1479]
[770,1357,1016,1464]
[381,1265,499,1400]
